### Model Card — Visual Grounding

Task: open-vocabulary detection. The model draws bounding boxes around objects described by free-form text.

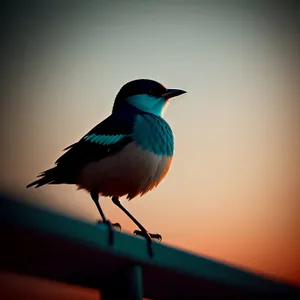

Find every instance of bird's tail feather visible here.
[26,167,60,188]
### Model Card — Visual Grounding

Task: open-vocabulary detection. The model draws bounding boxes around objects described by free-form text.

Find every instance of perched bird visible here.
[26,79,186,256]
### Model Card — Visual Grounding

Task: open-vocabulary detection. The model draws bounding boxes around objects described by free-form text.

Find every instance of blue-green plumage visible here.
[84,133,127,145]
[127,94,167,116]
[82,113,174,157]
[133,114,174,156]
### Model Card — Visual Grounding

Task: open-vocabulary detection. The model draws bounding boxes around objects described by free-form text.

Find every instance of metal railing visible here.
[0,193,299,299]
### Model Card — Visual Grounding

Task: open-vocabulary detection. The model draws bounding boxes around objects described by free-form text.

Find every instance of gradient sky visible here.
[1,0,299,289]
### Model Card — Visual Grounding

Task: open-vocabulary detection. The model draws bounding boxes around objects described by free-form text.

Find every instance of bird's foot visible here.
[96,220,121,245]
[133,230,162,257]
[96,220,122,230]
[134,230,162,241]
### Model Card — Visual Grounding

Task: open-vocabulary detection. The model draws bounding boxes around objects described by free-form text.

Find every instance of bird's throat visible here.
[127,94,166,116]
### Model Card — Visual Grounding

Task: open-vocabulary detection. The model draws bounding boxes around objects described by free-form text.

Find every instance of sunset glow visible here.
[1,1,299,293]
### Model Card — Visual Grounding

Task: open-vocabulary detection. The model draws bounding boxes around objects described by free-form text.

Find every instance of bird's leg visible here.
[90,191,121,245]
[112,196,162,257]
[90,191,121,229]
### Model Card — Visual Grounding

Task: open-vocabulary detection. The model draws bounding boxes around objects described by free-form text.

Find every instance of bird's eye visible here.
[147,90,153,95]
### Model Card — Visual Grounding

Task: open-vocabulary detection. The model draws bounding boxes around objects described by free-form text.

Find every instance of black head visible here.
[116,79,167,99]
[113,79,186,114]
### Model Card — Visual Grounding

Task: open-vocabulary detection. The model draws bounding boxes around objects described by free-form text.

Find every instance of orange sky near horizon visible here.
[1,0,299,291]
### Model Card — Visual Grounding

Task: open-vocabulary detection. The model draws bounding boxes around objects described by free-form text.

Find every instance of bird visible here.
[26,79,186,256]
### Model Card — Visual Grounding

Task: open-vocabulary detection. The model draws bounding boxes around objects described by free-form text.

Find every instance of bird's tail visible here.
[26,167,60,188]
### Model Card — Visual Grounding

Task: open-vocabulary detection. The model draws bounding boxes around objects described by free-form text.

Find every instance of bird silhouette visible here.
[26,79,186,256]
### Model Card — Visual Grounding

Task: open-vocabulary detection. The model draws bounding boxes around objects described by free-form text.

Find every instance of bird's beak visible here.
[161,89,187,100]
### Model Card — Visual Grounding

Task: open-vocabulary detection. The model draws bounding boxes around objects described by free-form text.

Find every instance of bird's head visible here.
[113,79,186,116]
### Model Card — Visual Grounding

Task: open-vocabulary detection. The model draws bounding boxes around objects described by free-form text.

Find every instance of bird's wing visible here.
[27,113,135,187]
[56,113,135,174]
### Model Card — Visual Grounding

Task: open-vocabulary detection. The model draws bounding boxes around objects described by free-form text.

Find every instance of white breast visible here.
[77,141,172,199]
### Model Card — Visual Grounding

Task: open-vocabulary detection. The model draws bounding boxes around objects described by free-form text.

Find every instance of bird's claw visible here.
[133,230,162,242]
[133,230,162,257]
[150,233,162,242]
[111,222,122,230]
[96,220,121,246]
[96,220,122,230]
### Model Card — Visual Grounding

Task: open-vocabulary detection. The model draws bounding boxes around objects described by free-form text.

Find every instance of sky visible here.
[0,0,299,295]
